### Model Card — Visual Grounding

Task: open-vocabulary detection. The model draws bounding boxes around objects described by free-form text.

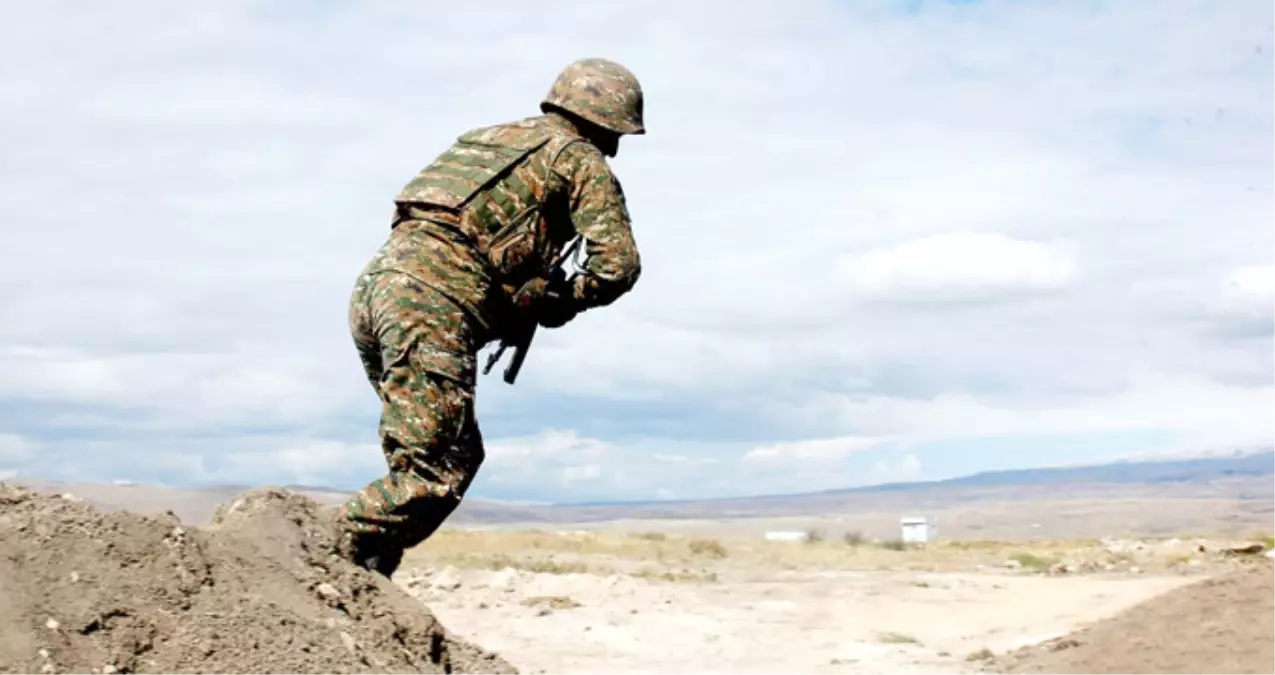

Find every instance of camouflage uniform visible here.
[337,59,645,575]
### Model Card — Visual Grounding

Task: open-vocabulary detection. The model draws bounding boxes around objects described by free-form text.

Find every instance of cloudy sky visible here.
[1,0,1271,503]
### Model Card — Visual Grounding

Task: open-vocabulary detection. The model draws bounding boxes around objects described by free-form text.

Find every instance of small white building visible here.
[900,516,933,544]
[764,530,809,543]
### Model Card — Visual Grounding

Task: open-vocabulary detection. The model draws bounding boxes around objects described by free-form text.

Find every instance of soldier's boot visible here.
[358,539,404,579]
[331,514,404,579]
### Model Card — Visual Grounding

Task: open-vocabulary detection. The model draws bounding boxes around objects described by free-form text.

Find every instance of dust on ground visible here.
[4,480,1270,675]
[985,561,1274,674]
[401,563,1196,674]
[397,529,1274,674]
[0,483,512,675]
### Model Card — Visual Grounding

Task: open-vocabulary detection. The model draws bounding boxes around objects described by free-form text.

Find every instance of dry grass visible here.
[1008,551,1058,572]
[401,528,1256,580]
[687,538,729,558]
[875,631,922,645]
[521,595,582,610]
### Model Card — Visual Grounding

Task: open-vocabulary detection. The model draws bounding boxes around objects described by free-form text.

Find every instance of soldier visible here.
[334,58,646,577]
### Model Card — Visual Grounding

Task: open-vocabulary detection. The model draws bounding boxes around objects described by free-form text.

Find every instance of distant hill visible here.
[465,448,1274,523]
[837,448,1275,494]
[8,448,1271,527]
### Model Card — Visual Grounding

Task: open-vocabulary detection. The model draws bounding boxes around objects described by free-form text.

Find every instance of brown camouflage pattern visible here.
[541,58,645,135]
[336,110,642,554]
[383,113,641,337]
[341,269,484,549]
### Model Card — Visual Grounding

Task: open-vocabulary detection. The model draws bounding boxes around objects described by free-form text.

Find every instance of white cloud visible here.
[0,434,35,462]
[869,454,923,483]
[563,464,603,483]
[1219,264,1275,320]
[778,371,1274,452]
[480,429,623,495]
[0,346,367,430]
[843,233,1078,301]
[0,0,1270,501]
[486,429,614,462]
[742,437,883,464]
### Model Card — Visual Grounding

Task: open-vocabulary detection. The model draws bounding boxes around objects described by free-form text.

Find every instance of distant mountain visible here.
[832,448,1275,495]
[468,448,1274,523]
[8,448,1270,527]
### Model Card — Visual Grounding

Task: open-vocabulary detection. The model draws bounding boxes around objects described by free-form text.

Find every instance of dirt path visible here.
[400,564,1196,674]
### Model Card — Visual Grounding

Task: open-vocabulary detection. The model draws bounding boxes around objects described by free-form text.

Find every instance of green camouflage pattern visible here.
[340,269,484,550]
[541,58,645,135]
[383,113,641,335]
[336,110,642,556]
[394,120,553,210]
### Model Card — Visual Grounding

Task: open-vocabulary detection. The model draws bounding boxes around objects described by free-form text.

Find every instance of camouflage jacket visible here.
[367,113,642,346]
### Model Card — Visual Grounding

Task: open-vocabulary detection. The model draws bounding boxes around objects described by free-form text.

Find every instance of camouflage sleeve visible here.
[553,141,642,310]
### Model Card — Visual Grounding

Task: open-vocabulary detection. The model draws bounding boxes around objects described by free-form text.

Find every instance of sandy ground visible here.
[397,563,1201,674]
[7,480,1272,674]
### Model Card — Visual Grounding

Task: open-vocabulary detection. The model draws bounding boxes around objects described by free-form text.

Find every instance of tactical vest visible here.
[394,117,582,283]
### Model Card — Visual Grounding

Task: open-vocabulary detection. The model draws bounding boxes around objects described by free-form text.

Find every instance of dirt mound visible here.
[0,483,515,674]
[987,562,1274,674]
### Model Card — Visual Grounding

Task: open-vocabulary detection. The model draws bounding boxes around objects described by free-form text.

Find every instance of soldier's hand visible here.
[536,294,578,329]
[510,278,550,313]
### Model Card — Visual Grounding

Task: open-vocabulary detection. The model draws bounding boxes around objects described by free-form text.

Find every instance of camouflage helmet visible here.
[540,58,645,135]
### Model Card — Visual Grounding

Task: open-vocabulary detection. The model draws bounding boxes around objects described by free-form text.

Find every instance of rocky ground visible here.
[399,563,1185,673]
[3,481,1271,674]
[395,546,1274,674]
[0,484,512,674]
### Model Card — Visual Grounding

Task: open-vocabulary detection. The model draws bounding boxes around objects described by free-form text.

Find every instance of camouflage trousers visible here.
[340,269,486,555]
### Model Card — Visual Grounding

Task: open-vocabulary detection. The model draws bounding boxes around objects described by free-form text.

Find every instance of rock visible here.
[430,566,463,592]
[339,631,357,654]
[1004,559,1023,570]
[1221,542,1266,556]
[485,567,521,592]
[1047,638,1081,652]
[965,648,994,661]
[102,665,117,674]
[59,493,80,502]
[315,583,341,601]
[45,618,59,631]
[1130,566,1142,574]
[1049,563,1072,575]
[37,649,49,659]
[1266,550,1275,560]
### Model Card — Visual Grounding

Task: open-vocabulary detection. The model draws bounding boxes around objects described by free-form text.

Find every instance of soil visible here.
[398,562,1199,674]
[0,483,515,674]
[986,561,1275,674]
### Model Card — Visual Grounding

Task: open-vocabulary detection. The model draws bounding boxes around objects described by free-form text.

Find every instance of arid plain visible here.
[9,452,1273,674]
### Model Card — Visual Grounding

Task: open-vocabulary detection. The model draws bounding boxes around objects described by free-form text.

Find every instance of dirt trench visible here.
[0,483,515,674]
[985,560,1274,674]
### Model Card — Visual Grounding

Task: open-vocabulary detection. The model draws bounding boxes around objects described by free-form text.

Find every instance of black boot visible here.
[333,515,404,580]
[350,532,404,579]
[359,542,404,579]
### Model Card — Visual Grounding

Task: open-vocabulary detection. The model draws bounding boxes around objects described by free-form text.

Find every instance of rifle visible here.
[482,235,583,384]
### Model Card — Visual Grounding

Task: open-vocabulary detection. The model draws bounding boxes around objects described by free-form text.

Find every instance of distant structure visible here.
[764,530,809,543]
[900,516,933,544]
